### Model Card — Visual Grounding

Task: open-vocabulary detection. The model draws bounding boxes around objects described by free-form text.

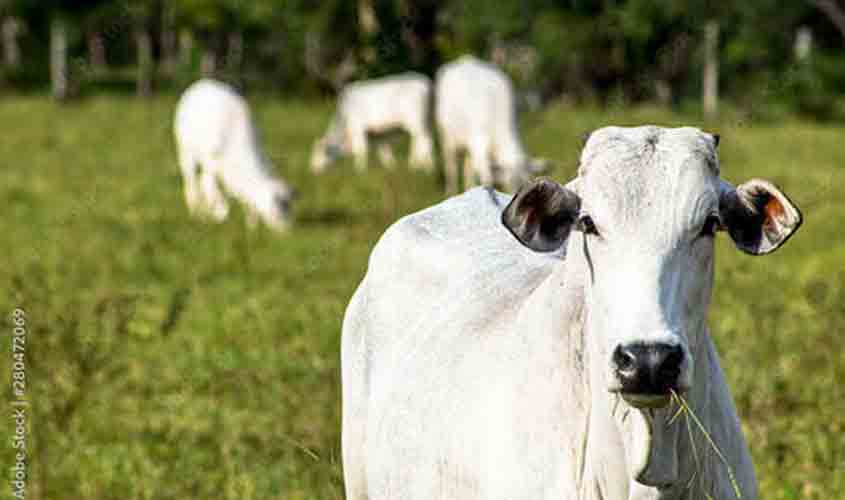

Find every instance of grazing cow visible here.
[311,72,435,173]
[341,126,803,500]
[436,55,547,194]
[174,79,294,231]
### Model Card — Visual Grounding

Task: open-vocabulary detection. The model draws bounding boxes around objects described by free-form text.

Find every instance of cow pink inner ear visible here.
[520,206,538,227]
[764,196,786,223]
[761,195,797,237]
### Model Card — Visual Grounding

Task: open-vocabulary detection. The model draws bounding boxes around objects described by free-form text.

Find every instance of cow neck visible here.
[551,230,714,498]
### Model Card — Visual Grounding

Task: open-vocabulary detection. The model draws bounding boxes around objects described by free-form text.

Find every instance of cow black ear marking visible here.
[501,178,581,252]
[719,179,802,255]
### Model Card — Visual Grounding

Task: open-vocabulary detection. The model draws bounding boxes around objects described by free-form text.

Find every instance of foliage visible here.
[2,0,845,111]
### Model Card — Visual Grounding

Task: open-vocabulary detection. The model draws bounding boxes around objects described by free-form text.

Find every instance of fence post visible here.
[50,15,69,101]
[702,20,719,119]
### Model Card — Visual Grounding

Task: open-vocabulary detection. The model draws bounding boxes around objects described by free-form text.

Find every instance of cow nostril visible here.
[613,345,637,374]
[614,342,685,396]
[657,345,684,381]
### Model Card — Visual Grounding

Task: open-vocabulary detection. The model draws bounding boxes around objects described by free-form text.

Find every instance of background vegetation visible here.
[4,0,845,118]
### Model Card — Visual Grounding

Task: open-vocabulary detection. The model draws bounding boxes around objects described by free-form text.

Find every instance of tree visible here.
[2,15,22,69]
[172,0,235,77]
[34,0,114,100]
[81,2,119,75]
[124,0,161,97]
[300,0,359,90]
[702,20,719,118]
[50,11,68,99]
[0,0,25,71]
[398,0,441,72]
[809,0,845,38]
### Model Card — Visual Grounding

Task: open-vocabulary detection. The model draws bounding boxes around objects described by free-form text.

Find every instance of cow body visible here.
[174,79,293,231]
[311,72,434,172]
[435,55,544,193]
[343,126,803,499]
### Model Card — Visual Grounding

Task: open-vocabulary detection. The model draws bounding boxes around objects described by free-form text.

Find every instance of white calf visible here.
[436,55,547,193]
[174,79,294,231]
[311,72,434,173]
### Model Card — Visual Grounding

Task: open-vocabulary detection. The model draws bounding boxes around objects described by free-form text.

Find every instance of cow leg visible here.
[442,138,460,195]
[467,139,493,189]
[409,129,435,171]
[462,152,477,189]
[244,206,260,228]
[178,147,202,216]
[349,128,369,172]
[199,163,230,221]
[376,142,396,169]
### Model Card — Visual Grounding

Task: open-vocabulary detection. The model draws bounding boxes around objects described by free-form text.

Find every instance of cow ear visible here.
[719,179,802,255]
[502,178,581,252]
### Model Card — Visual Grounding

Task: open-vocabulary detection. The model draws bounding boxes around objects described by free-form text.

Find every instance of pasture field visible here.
[0,94,842,499]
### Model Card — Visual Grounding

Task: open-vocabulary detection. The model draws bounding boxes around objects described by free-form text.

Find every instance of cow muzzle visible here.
[610,341,687,408]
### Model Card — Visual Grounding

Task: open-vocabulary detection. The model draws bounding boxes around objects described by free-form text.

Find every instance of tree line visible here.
[2,0,845,118]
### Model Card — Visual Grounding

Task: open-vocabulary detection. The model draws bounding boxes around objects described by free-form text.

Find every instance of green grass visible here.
[0,94,842,499]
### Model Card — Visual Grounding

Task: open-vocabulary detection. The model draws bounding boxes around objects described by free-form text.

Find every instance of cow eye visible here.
[699,214,721,238]
[578,215,599,236]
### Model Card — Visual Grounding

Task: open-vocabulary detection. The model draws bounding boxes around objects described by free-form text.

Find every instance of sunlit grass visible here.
[0,94,841,499]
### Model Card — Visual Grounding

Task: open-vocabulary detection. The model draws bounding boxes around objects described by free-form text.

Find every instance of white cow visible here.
[311,72,435,173]
[174,79,294,231]
[342,126,803,500]
[436,55,547,194]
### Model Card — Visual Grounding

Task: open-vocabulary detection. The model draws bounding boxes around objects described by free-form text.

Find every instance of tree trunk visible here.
[399,0,440,71]
[179,29,194,73]
[200,47,216,77]
[87,31,107,73]
[795,26,813,61]
[2,17,22,69]
[702,21,719,119]
[226,31,244,73]
[50,15,70,101]
[136,27,154,97]
[809,0,845,38]
[358,0,378,64]
[358,0,379,36]
[160,26,176,76]
[655,80,673,106]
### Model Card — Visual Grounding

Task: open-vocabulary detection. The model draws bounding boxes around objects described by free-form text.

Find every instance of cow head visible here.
[502,126,801,487]
[250,178,295,232]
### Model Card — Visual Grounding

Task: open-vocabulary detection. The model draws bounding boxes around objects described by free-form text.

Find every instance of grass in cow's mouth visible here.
[671,390,744,499]
[620,392,672,409]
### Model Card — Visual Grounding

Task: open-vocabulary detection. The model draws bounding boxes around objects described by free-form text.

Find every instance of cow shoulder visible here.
[367,187,557,294]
